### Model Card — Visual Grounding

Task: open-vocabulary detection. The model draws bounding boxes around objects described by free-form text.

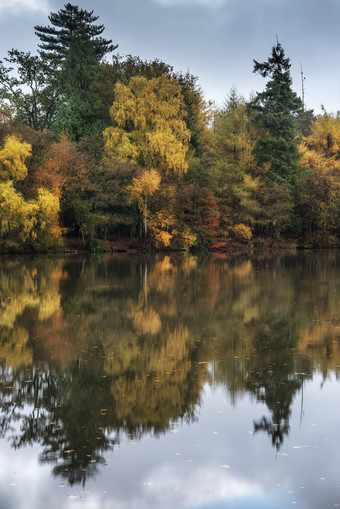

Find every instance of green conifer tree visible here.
[34,3,116,60]
[35,4,118,140]
[251,42,303,188]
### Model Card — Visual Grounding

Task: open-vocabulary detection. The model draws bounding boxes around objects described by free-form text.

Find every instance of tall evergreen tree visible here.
[34,3,116,61]
[35,4,117,140]
[250,42,303,188]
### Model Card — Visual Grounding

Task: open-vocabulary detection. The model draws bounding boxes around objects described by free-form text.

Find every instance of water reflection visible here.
[1,252,340,488]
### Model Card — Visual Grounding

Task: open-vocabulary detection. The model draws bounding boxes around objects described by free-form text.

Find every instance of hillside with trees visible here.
[1,3,338,253]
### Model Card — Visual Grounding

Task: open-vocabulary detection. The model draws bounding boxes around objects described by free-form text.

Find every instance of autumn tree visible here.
[35,135,99,242]
[297,110,340,243]
[93,55,175,130]
[0,135,62,251]
[212,88,260,240]
[104,75,190,240]
[0,135,31,182]
[35,135,87,198]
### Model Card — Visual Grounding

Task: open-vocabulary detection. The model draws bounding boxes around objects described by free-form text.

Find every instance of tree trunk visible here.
[143,196,148,238]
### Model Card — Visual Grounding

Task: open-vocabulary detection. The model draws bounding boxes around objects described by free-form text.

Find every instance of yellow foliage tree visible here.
[0,135,62,250]
[0,181,38,244]
[0,135,31,181]
[104,75,190,238]
[148,211,178,248]
[33,188,63,249]
[299,110,340,239]
[126,169,161,237]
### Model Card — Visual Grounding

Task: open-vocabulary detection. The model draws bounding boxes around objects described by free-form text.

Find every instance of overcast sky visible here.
[0,0,340,113]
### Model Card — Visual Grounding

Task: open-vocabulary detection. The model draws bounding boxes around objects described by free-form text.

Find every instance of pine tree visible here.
[34,4,117,140]
[34,3,116,61]
[251,42,303,188]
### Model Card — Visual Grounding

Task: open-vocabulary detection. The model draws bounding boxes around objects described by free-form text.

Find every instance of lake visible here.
[0,251,340,509]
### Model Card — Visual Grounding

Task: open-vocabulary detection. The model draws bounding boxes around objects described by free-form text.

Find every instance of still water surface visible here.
[0,252,340,509]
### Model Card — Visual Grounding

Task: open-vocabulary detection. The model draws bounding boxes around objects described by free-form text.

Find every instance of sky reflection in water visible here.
[0,252,340,508]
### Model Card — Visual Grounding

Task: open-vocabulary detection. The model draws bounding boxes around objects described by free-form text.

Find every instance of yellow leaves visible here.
[0,135,31,182]
[230,223,253,241]
[148,212,178,248]
[0,181,38,242]
[301,148,336,176]
[105,75,190,176]
[110,82,137,128]
[126,169,161,209]
[37,188,60,223]
[146,128,189,174]
[304,111,340,156]
[233,259,253,278]
[0,135,62,249]
[36,188,59,227]
[35,188,63,247]
[129,307,162,335]
[154,230,172,248]
[0,183,62,248]
[104,75,192,242]
[301,112,340,175]
[0,328,32,369]
[103,127,139,163]
[299,110,340,234]
[178,226,197,250]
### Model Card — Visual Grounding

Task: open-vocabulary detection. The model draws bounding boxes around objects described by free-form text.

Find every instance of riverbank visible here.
[62,235,309,255]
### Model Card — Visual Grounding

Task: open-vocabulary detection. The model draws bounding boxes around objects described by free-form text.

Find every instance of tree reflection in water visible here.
[1,252,340,483]
[246,312,306,450]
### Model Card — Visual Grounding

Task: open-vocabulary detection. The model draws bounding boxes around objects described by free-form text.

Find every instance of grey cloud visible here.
[151,0,226,7]
[0,0,50,16]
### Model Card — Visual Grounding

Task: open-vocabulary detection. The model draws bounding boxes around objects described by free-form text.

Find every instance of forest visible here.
[0,3,338,253]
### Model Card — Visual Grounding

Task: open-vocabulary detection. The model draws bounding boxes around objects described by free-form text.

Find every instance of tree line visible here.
[0,3,338,252]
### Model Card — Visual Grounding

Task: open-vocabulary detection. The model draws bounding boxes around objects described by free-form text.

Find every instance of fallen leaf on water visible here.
[220,464,231,469]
